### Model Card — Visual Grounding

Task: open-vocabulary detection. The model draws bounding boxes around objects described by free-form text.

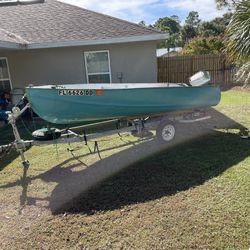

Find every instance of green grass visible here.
[0,89,249,249]
[217,90,250,129]
[219,89,250,106]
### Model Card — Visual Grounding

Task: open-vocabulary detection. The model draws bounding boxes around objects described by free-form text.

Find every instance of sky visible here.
[60,0,226,25]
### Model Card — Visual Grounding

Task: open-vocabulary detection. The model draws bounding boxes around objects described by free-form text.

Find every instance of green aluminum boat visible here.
[26,80,221,125]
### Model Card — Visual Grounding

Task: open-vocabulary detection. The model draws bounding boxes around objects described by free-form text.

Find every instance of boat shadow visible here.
[0,108,249,215]
[49,108,249,214]
[51,130,249,215]
[0,151,19,171]
[0,122,32,171]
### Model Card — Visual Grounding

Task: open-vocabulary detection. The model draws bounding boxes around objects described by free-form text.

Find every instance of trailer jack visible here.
[7,104,31,168]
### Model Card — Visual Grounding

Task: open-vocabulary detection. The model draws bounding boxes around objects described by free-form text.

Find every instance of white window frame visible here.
[0,57,12,90]
[84,50,112,84]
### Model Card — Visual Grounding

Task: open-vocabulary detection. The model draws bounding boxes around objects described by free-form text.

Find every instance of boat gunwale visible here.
[26,83,217,90]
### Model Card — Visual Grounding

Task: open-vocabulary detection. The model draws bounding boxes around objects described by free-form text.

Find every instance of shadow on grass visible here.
[0,108,249,214]
[0,107,246,171]
[51,131,249,215]
[0,117,147,171]
[0,152,20,171]
[0,122,32,171]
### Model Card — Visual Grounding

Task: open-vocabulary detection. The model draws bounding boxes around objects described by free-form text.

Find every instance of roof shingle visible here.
[0,0,165,47]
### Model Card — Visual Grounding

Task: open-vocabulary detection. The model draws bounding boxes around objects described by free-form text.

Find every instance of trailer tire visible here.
[156,120,177,143]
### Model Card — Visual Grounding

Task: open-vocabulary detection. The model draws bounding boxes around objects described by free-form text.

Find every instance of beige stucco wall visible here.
[1,41,158,89]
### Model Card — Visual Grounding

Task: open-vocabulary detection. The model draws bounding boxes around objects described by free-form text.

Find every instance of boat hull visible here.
[26,86,221,124]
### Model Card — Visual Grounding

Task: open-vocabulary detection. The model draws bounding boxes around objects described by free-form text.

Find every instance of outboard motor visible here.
[189,71,211,86]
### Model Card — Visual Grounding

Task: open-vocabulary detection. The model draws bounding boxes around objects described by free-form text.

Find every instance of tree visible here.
[185,11,201,27]
[138,20,146,27]
[170,15,180,24]
[181,25,197,43]
[212,13,233,27]
[225,0,250,86]
[154,16,182,49]
[226,0,250,60]
[199,13,232,37]
[215,0,240,9]
[154,17,181,34]
[181,36,225,55]
[235,62,250,86]
[181,11,201,44]
[165,33,182,52]
[199,21,225,37]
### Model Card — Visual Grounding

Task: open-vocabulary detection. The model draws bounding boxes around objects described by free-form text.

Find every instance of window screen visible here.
[84,51,111,83]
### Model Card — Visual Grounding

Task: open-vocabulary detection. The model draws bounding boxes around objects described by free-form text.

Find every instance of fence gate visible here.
[157,54,236,85]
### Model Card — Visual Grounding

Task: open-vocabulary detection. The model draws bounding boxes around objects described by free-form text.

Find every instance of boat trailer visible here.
[0,103,212,168]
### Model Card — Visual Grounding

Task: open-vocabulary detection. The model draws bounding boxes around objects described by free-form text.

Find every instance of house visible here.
[0,0,166,96]
[157,47,182,57]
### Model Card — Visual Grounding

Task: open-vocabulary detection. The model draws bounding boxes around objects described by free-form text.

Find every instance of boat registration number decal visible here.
[58,89,95,96]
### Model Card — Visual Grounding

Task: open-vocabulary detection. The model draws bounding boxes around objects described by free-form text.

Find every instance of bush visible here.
[181,36,225,55]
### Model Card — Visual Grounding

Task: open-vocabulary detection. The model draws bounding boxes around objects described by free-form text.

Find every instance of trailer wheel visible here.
[156,120,176,143]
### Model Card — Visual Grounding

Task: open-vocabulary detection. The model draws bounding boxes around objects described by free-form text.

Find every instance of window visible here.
[0,58,12,92]
[84,50,112,83]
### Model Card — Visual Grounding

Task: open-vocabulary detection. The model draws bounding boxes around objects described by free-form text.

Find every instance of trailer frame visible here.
[0,104,211,168]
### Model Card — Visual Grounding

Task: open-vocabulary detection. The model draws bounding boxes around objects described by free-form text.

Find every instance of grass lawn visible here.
[0,89,249,249]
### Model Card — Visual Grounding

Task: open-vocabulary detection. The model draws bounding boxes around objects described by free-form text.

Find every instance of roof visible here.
[0,0,167,49]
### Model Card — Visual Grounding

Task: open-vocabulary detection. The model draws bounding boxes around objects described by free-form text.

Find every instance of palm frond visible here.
[236,61,250,86]
[226,0,250,60]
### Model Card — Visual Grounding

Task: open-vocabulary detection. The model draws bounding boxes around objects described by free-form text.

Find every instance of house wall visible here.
[1,41,158,89]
